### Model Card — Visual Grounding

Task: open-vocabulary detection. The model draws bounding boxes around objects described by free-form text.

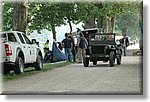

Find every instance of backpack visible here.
[79,37,88,49]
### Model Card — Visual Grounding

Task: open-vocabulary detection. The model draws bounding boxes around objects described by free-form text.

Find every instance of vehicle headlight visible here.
[111,45,115,48]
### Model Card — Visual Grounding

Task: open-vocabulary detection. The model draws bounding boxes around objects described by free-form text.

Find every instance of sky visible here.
[55,22,83,42]
[29,22,83,43]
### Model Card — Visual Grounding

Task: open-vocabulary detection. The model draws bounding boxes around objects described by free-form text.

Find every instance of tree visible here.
[28,3,65,40]
[12,0,28,34]
[2,2,13,31]
[2,0,141,39]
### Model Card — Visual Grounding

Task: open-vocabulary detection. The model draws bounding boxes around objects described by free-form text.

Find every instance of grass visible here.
[2,61,70,81]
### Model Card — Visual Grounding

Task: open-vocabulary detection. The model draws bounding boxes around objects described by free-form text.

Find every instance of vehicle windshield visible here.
[90,34,115,42]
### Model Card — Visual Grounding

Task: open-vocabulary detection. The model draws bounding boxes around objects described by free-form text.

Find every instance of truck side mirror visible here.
[31,39,36,44]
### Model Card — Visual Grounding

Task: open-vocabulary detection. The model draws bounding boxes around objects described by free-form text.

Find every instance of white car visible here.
[0,31,43,74]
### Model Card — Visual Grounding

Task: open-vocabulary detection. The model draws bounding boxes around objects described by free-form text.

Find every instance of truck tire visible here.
[14,57,24,74]
[117,56,121,65]
[34,55,43,70]
[93,61,97,65]
[109,51,115,67]
[3,68,10,74]
[83,54,89,67]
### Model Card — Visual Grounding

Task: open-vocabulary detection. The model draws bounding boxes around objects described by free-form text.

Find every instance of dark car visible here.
[82,31,122,67]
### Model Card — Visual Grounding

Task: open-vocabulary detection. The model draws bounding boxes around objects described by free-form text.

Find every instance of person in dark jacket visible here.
[77,32,88,63]
[57,42,63,51]
[68,32,76,62]
[62,33,73,62]
[121,34,129,56]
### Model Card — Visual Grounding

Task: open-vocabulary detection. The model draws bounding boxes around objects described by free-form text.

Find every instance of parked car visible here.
[0,31,43,74]
[82,30,122,67]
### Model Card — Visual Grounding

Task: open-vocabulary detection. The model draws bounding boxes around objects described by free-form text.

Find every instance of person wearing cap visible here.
[62,33,73,62]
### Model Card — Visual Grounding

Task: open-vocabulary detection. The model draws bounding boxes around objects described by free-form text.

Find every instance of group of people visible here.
[43,31,129,63]
[61,32,88,63]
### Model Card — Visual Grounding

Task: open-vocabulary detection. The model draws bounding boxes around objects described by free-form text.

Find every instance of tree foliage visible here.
[2,0,141,39]
[2,3,13,31]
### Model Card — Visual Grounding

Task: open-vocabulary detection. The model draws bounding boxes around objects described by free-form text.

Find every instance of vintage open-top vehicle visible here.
[81,29,122,67]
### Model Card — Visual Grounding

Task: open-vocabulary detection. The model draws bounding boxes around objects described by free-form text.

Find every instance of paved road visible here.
[2,54,142,95]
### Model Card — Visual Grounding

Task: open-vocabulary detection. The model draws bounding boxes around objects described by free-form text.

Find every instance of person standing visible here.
[43,40,52,63]
[68,32,76,62]
[62,33,73,62]
[77,32,88,63]
[121,34,129,56]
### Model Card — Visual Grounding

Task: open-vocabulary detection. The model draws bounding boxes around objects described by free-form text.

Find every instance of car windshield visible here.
[90,34,115,42]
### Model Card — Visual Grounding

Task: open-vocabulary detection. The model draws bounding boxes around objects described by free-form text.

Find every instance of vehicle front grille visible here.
[91,46,104,54]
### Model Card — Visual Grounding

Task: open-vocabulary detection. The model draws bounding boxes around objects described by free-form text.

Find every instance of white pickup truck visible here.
[0,31,43,74]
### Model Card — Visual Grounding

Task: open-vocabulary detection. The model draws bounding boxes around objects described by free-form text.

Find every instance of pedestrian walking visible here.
[62,33,73,62]
[121,34,129,56]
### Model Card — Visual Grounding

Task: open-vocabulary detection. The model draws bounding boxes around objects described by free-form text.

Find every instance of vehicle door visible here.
[16,32,31,63]
[22,34,36,63]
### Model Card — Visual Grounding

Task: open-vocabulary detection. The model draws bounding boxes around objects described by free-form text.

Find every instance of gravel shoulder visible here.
[2,56,142,95]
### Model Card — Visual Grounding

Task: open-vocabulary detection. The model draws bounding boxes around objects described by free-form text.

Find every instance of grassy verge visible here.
[2,61,70,81]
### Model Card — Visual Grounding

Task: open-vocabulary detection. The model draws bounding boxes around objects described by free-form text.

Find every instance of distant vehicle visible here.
[0,31,43,74]
[81,29,122,67]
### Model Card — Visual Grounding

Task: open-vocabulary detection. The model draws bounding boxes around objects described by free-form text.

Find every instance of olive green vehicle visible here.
[81,29,122,67]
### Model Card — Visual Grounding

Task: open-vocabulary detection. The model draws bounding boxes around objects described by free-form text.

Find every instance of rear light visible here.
[5,44,12,56]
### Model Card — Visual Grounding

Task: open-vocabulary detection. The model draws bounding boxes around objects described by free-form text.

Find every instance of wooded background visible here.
[2,0,142,41]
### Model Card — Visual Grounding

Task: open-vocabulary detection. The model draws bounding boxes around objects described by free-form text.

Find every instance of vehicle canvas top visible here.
[81,28,99,35]
[89,33,116,45]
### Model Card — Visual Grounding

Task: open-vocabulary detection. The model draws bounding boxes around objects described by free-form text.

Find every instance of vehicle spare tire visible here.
[109,51,115,67]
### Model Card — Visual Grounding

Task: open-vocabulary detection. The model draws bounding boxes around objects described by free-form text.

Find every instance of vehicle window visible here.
[17,33,25,44]
[90,34,114,42]
[0,33,7,43]
[7,33,17,42]
[22,34,31,44]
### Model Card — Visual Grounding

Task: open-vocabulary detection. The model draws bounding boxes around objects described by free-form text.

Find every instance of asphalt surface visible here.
[2,51,142,95]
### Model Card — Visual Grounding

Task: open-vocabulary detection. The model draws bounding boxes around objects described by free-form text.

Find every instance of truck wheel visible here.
[93,61,97,65]
[35,55,43,70]
[109,51,115,67]
[117,56,121,65]
[3,68,10,74]
[14,57,24,74]
[83,58,89,67]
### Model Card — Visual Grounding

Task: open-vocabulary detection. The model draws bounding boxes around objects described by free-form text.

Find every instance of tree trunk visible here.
[51,24,56,41]
[97,16,104,32]
[83,16,95,29]
[110,16,116,33]
[103,16,108,33]
[68,19,72,32]
[12,0,28,34]
[121,28,127,35]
